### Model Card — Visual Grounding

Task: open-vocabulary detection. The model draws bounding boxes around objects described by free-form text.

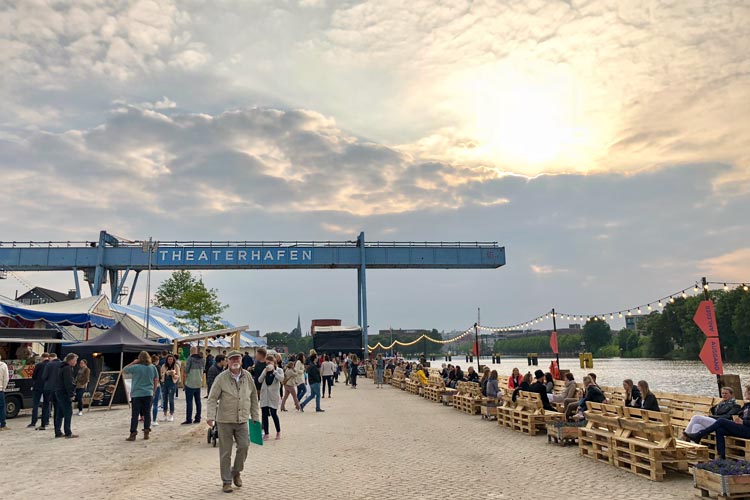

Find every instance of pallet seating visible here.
[612,407,708,481]
[423,375,447,403]
[406,375,422,395]
[508,391,564,436]
[384,368,392,385]
[579,402,623,464]
[453,382,482,415]
[497,390,517,429]
[480,396,499,420]
[390,367,405,389]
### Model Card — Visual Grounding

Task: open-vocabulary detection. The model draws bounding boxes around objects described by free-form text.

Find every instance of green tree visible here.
[154,271,228,334]
[582,319,612,353]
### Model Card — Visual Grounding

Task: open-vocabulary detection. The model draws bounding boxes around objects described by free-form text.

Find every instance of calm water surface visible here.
[425,357,750,397]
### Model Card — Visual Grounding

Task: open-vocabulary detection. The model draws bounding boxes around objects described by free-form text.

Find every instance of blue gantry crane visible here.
[0,231,506,351]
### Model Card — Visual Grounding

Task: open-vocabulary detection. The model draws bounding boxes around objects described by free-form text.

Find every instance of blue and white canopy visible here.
[0,295,115,328]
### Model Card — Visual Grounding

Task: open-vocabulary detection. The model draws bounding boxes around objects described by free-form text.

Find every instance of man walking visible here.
[53,353,78,438]
[123,351,160,441]
[74,359,90,416]
[300,354,324,412]
[28,353,49,428]
[183,347,205,424]
[40,353,62,431]
[206,351,259,493]
[0,353,9,430]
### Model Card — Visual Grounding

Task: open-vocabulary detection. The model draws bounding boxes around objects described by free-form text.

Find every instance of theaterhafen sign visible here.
[157,247,314,266]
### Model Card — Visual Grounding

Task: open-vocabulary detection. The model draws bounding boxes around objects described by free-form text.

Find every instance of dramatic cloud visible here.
[0,0,747,333]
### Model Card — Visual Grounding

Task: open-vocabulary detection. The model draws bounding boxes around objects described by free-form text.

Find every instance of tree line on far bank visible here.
[492,286,750,361]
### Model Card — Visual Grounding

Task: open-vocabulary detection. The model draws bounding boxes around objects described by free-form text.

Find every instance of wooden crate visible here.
[547,422,584,446]
[509,391,564,436]
[694,468,750,499]
[442,388,458,406]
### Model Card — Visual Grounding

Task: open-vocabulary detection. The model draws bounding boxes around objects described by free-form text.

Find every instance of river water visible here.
[424,357,750,397]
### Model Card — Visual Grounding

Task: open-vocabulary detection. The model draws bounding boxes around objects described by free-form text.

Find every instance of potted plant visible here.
[694,459,750,498]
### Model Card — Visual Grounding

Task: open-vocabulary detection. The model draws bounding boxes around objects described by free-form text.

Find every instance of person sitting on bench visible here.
[623,379,641,407]
[551,372,577,403]
[682,386,741,441]
[486,370,500,398]
[508,367,523,389]
[529,370,554,411]
[465,366,479,383]
[636,380,660,412]
[566,375,604,420]
[685,385,750,459]
[511,372,533,402]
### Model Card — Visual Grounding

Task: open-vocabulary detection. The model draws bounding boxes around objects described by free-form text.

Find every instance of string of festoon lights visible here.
[477,279,750,333]
[368,326,474,352]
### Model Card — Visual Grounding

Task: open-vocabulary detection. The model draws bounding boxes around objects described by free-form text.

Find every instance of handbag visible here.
[248,419,263,446]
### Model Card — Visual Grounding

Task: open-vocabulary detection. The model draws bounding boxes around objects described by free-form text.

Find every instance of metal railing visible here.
[0,240,501,249]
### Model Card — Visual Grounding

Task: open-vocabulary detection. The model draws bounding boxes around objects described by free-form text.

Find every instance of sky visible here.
[0,0,749,337]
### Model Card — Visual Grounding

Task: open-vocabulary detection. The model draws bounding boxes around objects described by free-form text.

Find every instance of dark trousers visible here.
[0,391,5,428]
[185,387,201,422]
[699,419,750,458]
[322,375,333,396]
[301,383,321,411]
[30,390,43,426]
[41,390,53,427]
[261,406,280,434]
[350,370,358,387]
[130,396,153,433]
[75,388,86,412]
[53,391,73,436]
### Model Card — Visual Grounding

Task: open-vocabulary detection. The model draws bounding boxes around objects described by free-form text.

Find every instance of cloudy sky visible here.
[1,0,749,336]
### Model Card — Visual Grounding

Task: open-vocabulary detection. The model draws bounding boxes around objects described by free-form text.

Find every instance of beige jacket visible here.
[293,360,305,386]
[161,363,180,384]
[206,369,260,424]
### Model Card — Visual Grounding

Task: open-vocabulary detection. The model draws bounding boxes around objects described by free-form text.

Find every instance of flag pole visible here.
[702,277,723,397]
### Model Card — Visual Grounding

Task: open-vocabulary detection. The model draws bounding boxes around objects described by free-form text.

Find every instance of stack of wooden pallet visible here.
[423,375,446,403]
[507,391,564,436]
[453,382,482,415]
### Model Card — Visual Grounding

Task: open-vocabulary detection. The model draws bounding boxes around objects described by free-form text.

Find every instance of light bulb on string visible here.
[669,296,675,303]
[658,300,663,308]
[627,310,632,316]
[682,291,687,299]
[647,304,652,311]
[610,314,614,320]
[744,284,749,292]
[637,308,642,314]
[724,283,729,291]
[694,285,699,292]
[618,312,623,318]
[704,283,709,290]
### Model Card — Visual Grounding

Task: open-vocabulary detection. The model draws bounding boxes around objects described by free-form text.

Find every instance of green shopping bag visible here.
[249,419,263,446]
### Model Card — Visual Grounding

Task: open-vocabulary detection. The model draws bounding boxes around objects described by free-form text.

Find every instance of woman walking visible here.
[258,357,284,440]
[280,361,300,411]
[294,353,307,402]
[321,355,335,398]
[349,354,359,389]
[150,354,161,426]
[160,354,180,422]
[375,354,385,388]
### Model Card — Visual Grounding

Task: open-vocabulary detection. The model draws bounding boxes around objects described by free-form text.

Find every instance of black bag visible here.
[265,372,276,386]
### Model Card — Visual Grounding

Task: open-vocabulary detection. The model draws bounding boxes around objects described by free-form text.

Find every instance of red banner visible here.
[694,300,719,337]
[549,360,560,380]
[699,337,724,375]
[471,341,479,356]
[550,331,559,355]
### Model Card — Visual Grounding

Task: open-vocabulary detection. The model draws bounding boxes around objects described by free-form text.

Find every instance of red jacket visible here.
[508,374,522,389]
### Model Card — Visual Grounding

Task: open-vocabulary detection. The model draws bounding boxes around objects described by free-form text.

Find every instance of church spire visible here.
[297,314,302,336]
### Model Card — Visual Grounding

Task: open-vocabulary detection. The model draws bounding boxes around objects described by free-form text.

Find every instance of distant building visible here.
[16,287,76,305]
[625,315,648,331]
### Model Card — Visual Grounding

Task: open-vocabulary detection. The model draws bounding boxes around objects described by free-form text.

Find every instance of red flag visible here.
[549,331,559,354]
[699,337,724,375]
[694,300,719,337]
[549,360,560,379]
[471,341,479,356]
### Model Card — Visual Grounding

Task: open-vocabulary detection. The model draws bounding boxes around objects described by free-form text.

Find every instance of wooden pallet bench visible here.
[547,421,585,446]
[612,407,708,482]
[390,367,405,390]
[497,391,516,429]
[423,375,447,403]
[453,382,483,415]
[579,402,623,464]
[481,397,499,420]
[507,391,564,436]
[384,368,392,385]
[406,375,422,395]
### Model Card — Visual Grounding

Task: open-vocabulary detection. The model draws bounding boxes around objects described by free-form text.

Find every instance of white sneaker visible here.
[152,420,159,426]
[160,415,168,422]
[168,415,174,422]
[77,411,83,416]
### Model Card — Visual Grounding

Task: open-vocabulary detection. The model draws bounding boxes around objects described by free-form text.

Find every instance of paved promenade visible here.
[2,379,695,499]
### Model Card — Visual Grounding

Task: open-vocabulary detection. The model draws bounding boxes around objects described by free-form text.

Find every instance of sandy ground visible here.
[0,378,696,500]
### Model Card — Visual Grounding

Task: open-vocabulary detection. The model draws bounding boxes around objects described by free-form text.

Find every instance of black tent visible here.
[61,322,168,405]
[62,322,166,355]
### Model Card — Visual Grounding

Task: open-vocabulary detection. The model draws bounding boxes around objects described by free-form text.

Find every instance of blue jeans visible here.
[185,387,201,422]
[162,382,176,414]
[297,383,307,401]
[0,391,6,428]
[152,386,161,421]
[30,390,43,426]
[698,418,750,458]
[301,383,321,411]
[75,388,86,412]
